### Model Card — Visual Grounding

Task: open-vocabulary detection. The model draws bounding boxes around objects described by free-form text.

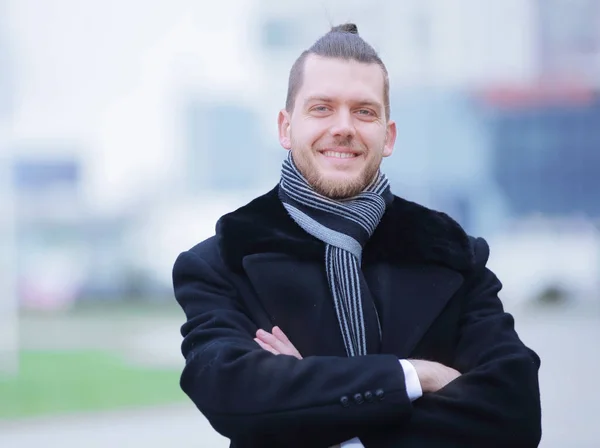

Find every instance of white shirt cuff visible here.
[339,360,423,447]
[399,359,423,401]
[340,437,364,447]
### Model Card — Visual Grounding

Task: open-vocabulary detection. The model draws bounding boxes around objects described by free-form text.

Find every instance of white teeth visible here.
[322,151,357,159]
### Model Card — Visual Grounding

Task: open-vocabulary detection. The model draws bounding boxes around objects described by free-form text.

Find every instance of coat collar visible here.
[216,185,475,273]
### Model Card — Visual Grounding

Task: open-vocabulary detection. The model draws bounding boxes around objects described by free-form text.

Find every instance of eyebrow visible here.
[303,96,334,106]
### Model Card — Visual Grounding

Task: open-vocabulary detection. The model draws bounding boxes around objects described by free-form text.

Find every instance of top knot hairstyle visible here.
[330,23,358,34]
[285,23,390,120]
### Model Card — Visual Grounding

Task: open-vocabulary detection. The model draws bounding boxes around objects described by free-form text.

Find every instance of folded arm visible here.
[360,238,542,447]
[173,249,416,446]
[256,328,426,448]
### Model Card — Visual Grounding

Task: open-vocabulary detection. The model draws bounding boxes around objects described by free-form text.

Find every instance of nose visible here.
[329,109,356,140]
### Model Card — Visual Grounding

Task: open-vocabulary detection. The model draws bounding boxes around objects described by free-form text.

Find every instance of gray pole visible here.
[0,128,18,377]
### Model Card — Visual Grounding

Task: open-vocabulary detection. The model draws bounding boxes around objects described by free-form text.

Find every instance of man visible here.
[172,23,542,447]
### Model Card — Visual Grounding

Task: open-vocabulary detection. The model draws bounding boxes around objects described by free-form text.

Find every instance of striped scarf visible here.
[278,153,393,357]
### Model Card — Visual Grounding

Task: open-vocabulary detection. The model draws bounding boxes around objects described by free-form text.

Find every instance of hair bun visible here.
[330,23,358,35]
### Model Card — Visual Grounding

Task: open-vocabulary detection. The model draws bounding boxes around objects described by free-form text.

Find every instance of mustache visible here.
[317,138,364,151]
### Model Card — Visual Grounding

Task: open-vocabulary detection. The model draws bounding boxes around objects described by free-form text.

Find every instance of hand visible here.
[255,326,303,360]
[408,359,461,393]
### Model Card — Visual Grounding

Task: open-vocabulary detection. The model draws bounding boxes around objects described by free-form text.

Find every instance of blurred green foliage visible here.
[0,350,186,419]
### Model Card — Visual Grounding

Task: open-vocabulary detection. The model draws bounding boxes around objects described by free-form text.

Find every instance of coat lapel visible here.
[242,253,348,357]
[364,263,464,358]
[243,253,464,359]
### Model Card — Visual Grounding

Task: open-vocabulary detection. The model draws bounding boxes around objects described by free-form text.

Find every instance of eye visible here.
[312,105,330,112]
[357,109,376,117]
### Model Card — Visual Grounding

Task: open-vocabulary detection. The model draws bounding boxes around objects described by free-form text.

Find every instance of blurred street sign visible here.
[12,158,80,191]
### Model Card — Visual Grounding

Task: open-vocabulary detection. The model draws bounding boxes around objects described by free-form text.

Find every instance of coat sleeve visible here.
[361,237,542,448]
[172,248,415,446]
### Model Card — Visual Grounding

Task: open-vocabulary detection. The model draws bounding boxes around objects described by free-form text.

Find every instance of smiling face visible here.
[278,54,396,199]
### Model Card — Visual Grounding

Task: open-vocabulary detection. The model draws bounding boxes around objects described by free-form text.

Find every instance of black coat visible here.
[172,186,542,448]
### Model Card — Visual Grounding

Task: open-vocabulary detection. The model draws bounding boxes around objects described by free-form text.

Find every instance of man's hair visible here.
[285,23,390,120]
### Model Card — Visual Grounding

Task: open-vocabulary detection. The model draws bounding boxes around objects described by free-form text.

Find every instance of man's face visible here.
[278,54,396,199]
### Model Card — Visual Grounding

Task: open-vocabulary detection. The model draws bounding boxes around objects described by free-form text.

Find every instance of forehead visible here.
[298,55,385,105]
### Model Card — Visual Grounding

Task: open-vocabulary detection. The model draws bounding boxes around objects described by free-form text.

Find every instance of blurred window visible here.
[262,18,299,49]
[491,96,600,217]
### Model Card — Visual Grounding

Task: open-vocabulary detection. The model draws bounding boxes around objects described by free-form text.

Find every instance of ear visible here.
[278,109,292,150]
[382,119,397,157]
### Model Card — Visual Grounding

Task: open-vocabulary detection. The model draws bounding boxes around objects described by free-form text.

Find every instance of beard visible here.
[290,138,383,200]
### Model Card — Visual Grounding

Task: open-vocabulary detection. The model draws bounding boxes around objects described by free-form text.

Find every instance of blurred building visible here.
[11,155,87,309]
[248,0,600,229]
[479,86,600,219]
[184,102,263,192]
[537,0,600,85]
[3,0,599,306]
[254,0,538,89]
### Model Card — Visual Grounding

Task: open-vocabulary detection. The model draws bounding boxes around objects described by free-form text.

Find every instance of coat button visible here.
[353,393,364,404]
[375,389,385,400]
[340,396,350,407]
[364,391,374,402]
